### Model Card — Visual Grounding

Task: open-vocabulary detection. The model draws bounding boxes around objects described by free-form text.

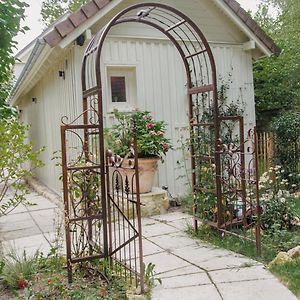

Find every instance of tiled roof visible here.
[43,0,281,55]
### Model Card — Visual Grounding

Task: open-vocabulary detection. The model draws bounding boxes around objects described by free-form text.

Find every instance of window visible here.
[111,76,126,102]
[107,66,137,111]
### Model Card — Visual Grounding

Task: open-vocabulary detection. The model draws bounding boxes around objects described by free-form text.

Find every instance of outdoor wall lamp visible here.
[58,70,65,80]
[32,97,37,103]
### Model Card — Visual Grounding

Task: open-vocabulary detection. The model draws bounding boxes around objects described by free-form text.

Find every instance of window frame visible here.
[106,65,137,112]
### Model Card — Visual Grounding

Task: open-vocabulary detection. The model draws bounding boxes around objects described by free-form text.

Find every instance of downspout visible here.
[9,38,47,106]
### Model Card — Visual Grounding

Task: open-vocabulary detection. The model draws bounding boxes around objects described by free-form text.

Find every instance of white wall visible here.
[20,35,255,197]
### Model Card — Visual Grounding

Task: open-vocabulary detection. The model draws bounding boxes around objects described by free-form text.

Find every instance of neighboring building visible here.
[10,0,280,197]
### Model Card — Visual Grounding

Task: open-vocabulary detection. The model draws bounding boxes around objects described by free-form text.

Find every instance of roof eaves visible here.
[10,39,48,105]
[44,0,111,48]
[222,0,281,56]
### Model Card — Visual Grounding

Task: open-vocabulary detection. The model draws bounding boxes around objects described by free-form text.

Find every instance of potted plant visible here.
[105,110,172,193]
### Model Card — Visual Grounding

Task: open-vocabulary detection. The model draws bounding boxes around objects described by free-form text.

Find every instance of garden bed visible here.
[0,248,130,300]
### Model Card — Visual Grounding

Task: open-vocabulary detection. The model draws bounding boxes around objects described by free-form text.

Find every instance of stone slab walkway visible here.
[0,191,298,300]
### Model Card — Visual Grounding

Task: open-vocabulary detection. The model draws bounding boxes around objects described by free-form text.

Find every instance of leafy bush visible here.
[272,112,300,181]
[259,166,297,231]
[0,119,44,215]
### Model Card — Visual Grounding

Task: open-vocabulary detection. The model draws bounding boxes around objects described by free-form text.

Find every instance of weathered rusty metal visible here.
[60,1,261,289]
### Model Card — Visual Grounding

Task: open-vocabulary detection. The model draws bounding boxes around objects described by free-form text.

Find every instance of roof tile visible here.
[93,0,110,9]
[43,30,63,48]
[227,0,240,13]
[69,9,88,27]
[56,19,75,37]
[81,2,99,18]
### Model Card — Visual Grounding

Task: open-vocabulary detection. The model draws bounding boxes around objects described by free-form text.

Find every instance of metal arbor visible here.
[60,2,261,290]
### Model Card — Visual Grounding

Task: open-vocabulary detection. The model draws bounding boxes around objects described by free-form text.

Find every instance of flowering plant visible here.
[105,110,172,158]
[259,165,297,231]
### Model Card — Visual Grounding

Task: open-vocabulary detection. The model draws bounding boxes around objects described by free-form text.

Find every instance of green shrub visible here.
[272,112,300,182]
[0,119,44,215]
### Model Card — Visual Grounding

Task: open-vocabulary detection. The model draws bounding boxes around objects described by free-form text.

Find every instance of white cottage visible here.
[10,0,280,197]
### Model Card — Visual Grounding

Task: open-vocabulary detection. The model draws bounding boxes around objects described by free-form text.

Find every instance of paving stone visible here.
[158,272,211,288]
[196,254,258,271]
[143,252,190,274]
[160,265,204,278]
[142,239,164,256]
[2,234,50,256]
[167,217,193,231]
[171,244,227,266]
[148,232,197,251]
[142,222,180,237]
[151,211,192,222]
[217,278,298,300]
[0,213,40,240]
[209,264,273,283]
[26,196,58,211]
[7,204,28,214]
[29,209,58,232]
[152,284,222,300]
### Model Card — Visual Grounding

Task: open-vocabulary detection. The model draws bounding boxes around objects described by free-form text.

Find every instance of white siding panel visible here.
[22,38,256,198]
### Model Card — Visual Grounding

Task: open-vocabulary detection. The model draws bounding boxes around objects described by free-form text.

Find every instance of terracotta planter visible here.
[119,157,159,194]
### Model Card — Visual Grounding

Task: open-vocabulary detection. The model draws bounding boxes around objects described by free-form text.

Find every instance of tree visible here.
[41,0,89,26]
[253,0,300,128]
[0,0,28,119]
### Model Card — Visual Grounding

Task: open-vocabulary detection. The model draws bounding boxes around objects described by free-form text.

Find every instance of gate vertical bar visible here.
[133,122,145,293]
[239,117,247,229]
[60,126,72,283]
[254,127,262,255]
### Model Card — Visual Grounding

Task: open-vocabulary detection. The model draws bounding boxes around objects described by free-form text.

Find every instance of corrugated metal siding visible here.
[21,37,256,197]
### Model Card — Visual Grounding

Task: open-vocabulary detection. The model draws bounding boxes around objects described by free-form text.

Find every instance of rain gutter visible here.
[9,38,47,106]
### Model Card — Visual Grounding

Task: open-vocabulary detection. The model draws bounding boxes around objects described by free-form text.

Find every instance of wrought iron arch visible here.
[81,2,223,224]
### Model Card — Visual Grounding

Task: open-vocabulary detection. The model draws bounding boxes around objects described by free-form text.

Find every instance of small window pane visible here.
[111,76,126,102]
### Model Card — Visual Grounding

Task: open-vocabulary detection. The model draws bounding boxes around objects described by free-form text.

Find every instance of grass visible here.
[293,195,300,217]
[269,258,300,297]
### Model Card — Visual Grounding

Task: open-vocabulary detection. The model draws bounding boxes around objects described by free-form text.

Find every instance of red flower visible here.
[18,278,28,289]
[146,122,154,129]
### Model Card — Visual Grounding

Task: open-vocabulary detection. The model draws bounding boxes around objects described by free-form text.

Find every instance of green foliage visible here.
[41,0,89,26]
[259,166,298,231]
[105,110,172,158]
[143,263,161,288]
[0,0,28,84]
[272,112,300,177]
[1,247,128,299]
[269,258,300,297]
[253,0,300,125]
[0,80,18,119]
[0,119,44,215]
[0,0,28,119]
[2,248,39,289]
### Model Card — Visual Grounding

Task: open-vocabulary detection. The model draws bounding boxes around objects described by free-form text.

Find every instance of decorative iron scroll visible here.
[61,118,144,289]
[61,124,107,283]
[193,115,261,254]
